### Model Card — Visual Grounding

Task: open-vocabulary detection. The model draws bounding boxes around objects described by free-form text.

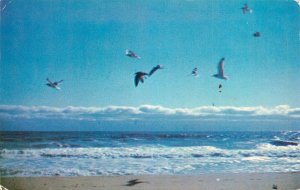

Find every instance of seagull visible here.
[1,0,12,11]
[219,84,222,93]
[149,65,163,76]
[0,0,12,11]
[125,49,141,59]
[190,67,199,77]
[134,72,148,87]
[212,58,228,80]
[253,32,261,37]
[241,3,252,14]
[46,78,63,90]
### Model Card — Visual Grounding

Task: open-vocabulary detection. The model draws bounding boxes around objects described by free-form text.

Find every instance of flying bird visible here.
[46,78,63,90]
[241,3,252,14]
[134,72,148,87]
[149,65,163,76]
[219,84,222,93]
[212,58,228,80]
[125,49,141,59]
[253,32,261,37]
[1,0,12,11]
[189,67,199,77]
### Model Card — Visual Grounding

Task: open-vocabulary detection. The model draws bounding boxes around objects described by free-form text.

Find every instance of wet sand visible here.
[1,172,300,190]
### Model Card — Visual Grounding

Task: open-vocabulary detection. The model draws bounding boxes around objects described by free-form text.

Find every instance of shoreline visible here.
[1,172,300,190]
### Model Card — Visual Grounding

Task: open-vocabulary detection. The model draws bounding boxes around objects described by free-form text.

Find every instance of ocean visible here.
[1,131,300,177]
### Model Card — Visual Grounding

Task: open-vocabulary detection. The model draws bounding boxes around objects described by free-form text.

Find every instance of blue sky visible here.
[0,0,299,130]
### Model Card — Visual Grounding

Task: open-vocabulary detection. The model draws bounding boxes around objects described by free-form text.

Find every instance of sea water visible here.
[1,131,300,176]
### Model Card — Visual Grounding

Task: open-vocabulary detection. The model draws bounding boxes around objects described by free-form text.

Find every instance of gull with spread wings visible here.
[212,58,228,80]
[241,3,252,14]
[189,67,199,77]
[46,78,63,90]
[125,49,141,59]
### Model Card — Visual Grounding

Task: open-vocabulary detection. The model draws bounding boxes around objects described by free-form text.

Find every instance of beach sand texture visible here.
[1,172,300,190]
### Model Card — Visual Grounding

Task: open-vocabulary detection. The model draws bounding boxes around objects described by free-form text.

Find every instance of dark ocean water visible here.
[1,131,300,176]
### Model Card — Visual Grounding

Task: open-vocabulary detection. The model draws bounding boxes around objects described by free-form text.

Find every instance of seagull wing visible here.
[191,68,198,76]
[46,78,54,85]
[56,80,64,84]
[149,66,158,76]
[132,51,140,58]
[134,75,140,87]
[129,50,135,56]
[134,72,148,87]
[217,60,224,76]
[242,8,246,14]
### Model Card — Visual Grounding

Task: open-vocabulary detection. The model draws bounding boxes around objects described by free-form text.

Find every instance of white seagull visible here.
[212,58,228,80]
[241,3,252,14]
[190,67,199,77]
[46,78,63,90]
[125,49,141,59]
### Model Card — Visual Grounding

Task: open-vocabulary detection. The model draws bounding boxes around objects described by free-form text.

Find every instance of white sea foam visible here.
[241,156,271,162]
[1,144,300,176]
[1,143,300,159]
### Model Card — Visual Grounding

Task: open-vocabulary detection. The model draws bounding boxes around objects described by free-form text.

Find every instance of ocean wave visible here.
[157,134,209,139]
[1,143,300,160]
[1,144,300,177]
[270,140,298,146]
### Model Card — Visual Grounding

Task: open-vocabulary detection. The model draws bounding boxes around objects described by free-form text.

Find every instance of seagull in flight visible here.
[125,49,141,59]
[190,67,199,77]
[212,58,228,80]
[149,65,163,76]
[46,78,63,90]
[241,3,252,14]
[253,32,261,37]
[134,72,148,87]
[1,0,12,11]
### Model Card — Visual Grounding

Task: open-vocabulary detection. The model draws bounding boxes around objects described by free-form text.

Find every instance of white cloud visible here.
[0,104,299,122]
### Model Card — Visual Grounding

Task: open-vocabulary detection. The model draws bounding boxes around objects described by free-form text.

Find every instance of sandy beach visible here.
[1,172,300,190]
